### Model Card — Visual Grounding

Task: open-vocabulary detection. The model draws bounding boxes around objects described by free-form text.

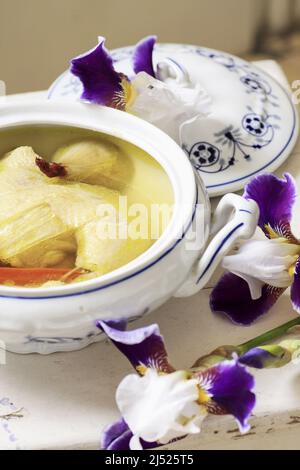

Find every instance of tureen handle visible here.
[174,192,259,297]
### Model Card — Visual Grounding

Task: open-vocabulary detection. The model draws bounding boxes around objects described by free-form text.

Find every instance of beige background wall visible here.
[0,0,292,94]
[0,0,266,94]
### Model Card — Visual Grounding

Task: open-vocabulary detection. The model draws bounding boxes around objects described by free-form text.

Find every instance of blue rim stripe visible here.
[196,222,244,284]
[0,189,199,300]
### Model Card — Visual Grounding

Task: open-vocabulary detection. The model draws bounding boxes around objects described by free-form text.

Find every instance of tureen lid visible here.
[49,43,299,197]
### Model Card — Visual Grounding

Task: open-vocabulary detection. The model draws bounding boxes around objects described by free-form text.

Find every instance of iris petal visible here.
[116,369,200,447]
[291,256,300,313]
[101,418,132,450]
[239,348,274,369]
[195,360,256,433]
[97,320,174,374]
[101,418,158,450]
[130,72,211,142]
[222,238,298,292]
[133,36,157,77]
[244,173,298,241]
[239,345,291,369]
[70,38,127,109]
[210,272,285,325]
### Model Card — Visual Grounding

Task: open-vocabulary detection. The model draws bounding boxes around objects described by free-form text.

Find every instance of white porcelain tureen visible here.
[0,100,259,353]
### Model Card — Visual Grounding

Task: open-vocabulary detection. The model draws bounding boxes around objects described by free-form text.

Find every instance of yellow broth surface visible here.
[0,125,174,287]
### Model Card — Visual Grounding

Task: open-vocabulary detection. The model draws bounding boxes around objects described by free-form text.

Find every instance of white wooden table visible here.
[1,89,300,450]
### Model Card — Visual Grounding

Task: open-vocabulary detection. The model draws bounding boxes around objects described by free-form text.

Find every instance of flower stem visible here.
[238,317,300,355]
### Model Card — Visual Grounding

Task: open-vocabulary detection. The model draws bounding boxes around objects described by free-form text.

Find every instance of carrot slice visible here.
[0,267,84,286]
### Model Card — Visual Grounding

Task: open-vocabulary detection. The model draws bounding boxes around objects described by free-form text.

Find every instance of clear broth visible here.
[0,124,174,286]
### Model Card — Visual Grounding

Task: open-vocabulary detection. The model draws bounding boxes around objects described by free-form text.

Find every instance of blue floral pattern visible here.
[185,107,280,174]
[176,47,283,174]
[24,330,104,345]
[23,311,149,348]
[189,142,220,170]
[193,48,278,102]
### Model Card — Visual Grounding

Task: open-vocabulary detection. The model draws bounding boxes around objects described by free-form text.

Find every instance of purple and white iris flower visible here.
[98,320,255,450]
[211,173,300,325]
[71,36,211,142]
